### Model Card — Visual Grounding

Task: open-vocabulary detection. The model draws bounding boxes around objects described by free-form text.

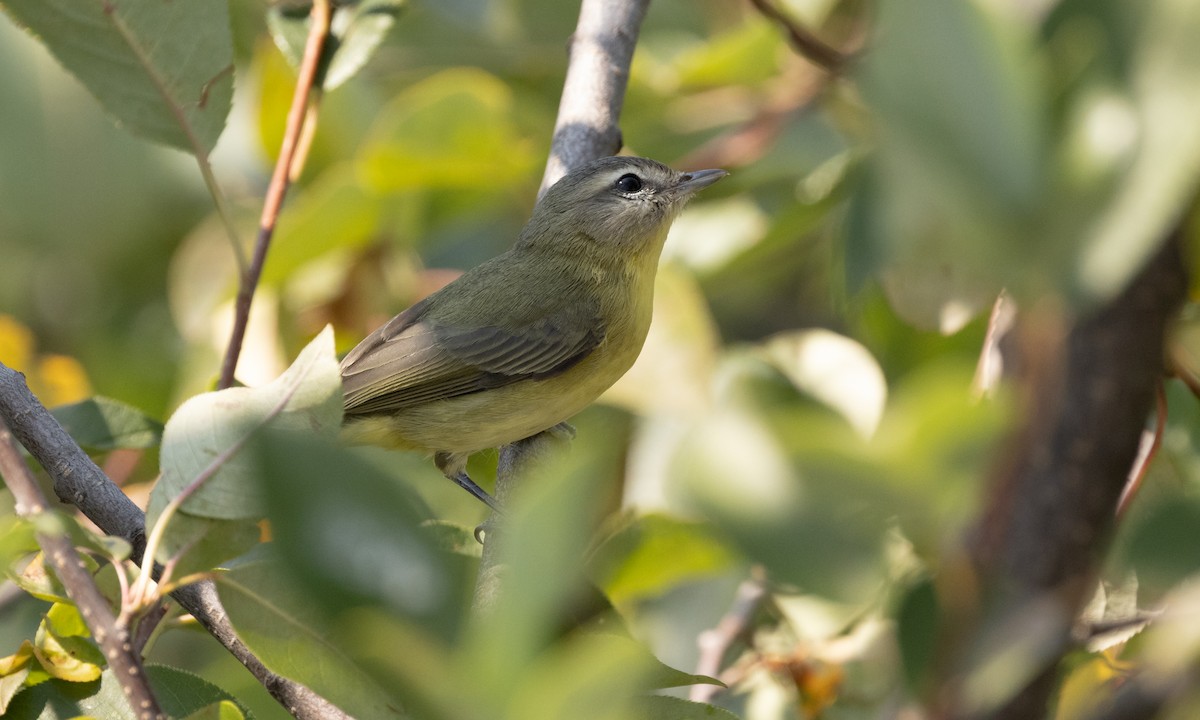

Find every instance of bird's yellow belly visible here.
[340,324,644,454]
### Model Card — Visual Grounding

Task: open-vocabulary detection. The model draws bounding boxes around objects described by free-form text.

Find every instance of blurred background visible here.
[2,0,1200,718]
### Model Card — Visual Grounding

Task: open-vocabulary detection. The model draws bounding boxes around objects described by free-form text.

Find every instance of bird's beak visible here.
[674,168,728,194]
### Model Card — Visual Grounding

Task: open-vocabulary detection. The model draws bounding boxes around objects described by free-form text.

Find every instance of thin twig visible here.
[746,0,847,73]
[0,419,165,720]
[0,363,349,720]
[690,567,768,703]
[219,0,333,389]
[1116,382,1167,520]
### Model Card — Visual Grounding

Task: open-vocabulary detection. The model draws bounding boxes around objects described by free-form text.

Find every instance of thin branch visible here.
[0,363,349,720]
[0,419,164,720]
[746,0,848,73]
[1116,382,1167,520]
[219,0,333,389]
[538,0,651,195]
[690,567,768,703]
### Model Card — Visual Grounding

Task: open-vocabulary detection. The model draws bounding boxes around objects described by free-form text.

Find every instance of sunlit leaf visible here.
[588,513,738,606]
[357,68,537,192]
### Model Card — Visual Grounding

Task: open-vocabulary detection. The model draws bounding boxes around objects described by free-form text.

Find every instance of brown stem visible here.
[1116,382,1167,520]
[746,0,848,73]
[218,0,332,389]
[0,419,164,720]
[690,567,768,703]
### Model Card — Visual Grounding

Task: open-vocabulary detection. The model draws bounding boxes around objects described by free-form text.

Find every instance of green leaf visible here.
[588,513,737,607]
[464,411,629,701]
[216,549,403,720]
[629,696,741,720]
[856,0,1045,325]
[678,408,889,601]
[0,0,233,153]
[260,166,382,288]
[51,396,163,451]
[255,433,472,638]
[4,664,251,720]
[268,0,406,91]
[147,327,342,524]
[357,68,537,192]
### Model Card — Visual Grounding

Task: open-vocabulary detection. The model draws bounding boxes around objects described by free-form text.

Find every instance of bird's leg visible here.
[434,451,502,513]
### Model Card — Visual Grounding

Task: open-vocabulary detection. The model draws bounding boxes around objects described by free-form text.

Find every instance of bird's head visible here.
[519,156,726,260]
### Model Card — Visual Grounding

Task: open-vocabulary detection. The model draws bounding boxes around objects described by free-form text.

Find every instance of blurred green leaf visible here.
[269,0,406,91]
[674,407,889,601]
[0,0,233,152]
[256,433,472,639]
[629,696,741,720]
[261,166,382,288]
[357,68,537,192]
[674,20,781,89]
[464,411,627,701]
[182,700,247,720]
[1120,497,1200,594]
[217,548,402,720]
[588,513,737,607]
[51,396,163,452]
[896,577,939,694]
[1055,0,1200,301]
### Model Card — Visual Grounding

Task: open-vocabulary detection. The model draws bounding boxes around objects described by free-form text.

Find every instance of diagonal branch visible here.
[0,418,163,720]
[0,363,349,720]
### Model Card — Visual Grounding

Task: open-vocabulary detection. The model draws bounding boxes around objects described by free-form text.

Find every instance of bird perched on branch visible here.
[340,156,726,510]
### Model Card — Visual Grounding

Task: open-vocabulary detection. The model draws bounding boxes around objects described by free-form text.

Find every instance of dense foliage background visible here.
[1,0,1199,718]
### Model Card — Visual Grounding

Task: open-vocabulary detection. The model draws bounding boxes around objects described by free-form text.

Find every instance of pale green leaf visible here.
[147,327,342,524]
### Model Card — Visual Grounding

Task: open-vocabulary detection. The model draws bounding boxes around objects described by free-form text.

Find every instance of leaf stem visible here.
[219,0,333,389]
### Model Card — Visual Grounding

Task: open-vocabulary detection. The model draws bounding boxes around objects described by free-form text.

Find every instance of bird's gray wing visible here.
[340,295,604,414]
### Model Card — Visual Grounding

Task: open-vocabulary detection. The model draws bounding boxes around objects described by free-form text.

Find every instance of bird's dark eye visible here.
[614,173,644,193]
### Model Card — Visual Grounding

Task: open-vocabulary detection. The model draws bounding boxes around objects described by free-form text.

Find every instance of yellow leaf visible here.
[0,640,35,675]
[34,354,92,406]
[0,314,34,371]
[33,619,104,683]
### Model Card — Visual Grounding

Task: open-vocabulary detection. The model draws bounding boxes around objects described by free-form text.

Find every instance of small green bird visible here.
[340,156,726,509]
